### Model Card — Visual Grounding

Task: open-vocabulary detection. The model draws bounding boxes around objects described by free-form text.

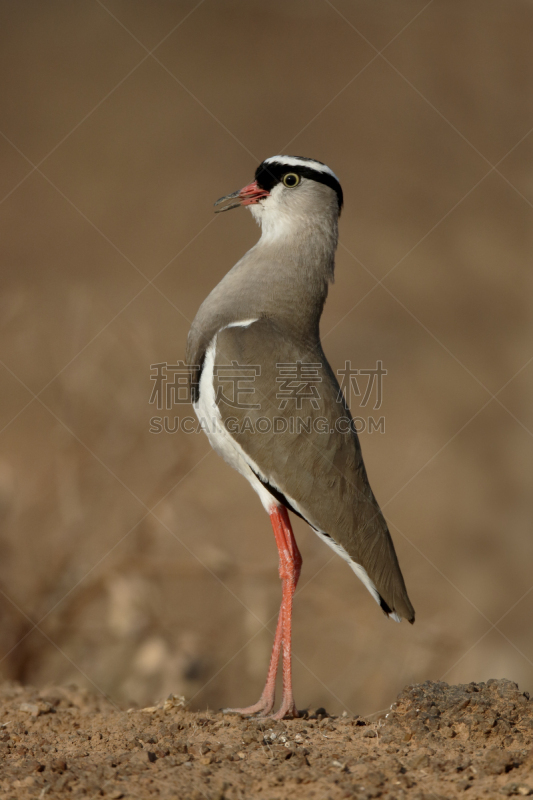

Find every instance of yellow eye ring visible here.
[282,172,300,188]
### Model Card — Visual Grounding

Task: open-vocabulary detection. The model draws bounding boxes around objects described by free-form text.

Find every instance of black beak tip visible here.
[214,189,240,208]
[214,202,242,214]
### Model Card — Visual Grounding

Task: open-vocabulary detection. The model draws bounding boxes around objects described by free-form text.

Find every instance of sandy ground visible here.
[0,1,532,716]
[0,2,532,720]
[0,679,532,800]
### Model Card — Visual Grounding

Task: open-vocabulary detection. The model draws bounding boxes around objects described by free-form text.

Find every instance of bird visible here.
[186,155,415,720]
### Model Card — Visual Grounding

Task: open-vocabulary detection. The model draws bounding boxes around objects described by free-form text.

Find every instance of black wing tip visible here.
[380,595,416,624]
[379,596,393,615]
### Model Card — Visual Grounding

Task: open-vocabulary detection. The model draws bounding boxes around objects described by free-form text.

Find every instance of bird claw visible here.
[265,703,299,721]
[222,701,274,717]
[222,701,299,720]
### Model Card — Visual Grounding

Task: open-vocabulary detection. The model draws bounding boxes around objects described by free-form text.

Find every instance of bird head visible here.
[214,156,343,240]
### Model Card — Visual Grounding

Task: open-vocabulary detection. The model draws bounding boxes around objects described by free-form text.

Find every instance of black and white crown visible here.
[255,155,343,211]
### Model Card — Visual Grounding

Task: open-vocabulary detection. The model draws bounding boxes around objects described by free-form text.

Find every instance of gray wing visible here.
[213,318,415,622]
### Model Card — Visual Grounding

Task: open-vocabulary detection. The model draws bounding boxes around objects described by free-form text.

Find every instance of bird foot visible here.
[222,699,274,717]
[223,699,299,720]
[222,687,274,717]
[263,701,299,720]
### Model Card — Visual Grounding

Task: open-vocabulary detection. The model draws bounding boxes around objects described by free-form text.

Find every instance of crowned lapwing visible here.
[187,155,415,719]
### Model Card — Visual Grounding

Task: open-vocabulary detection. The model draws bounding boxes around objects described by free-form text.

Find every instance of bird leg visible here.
[270,504,302,719]
[223,505,302,719]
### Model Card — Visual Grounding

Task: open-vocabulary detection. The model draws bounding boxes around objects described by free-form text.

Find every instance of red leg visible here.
[269,505,302,719]
[223,601,283,716]
[223,505,302,719]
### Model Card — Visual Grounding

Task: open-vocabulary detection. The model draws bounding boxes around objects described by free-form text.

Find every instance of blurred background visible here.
[0,0,531,717]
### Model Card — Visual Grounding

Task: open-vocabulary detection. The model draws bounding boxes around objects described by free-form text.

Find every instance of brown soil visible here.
[0,680,532,800]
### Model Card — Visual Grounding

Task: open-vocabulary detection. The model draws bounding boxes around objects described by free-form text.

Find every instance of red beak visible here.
[238,180,270,206]
[214,180,269,213]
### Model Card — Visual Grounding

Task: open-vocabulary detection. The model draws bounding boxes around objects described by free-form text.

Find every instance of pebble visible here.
[18,703,40,717]
[188,742,210,757]
[408,752,430,769]
[501,784,533,797]
[50,758,67,772]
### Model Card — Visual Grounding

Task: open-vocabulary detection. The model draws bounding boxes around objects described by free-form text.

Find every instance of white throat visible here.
[248,184,299,244]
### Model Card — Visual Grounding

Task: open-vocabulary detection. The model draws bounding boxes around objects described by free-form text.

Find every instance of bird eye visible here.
[282,173,300,188]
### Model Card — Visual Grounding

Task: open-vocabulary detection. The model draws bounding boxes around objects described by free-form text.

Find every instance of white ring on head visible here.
[263,155,340,184]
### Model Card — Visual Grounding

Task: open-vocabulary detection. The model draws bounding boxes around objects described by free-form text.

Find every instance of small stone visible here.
[14,776,36,788]
[137,732,158,744]
[19,703,40,716]
[54,774,70,791]
[501,783,533,797]
[163,694,186,712]
[169,722,185,733]
[332,759,347,771]
[50,758,67,772]
[188,742,210,757]
[484,749,522,775]
[408,752,430,769]
[129,750,150,767]
[19,701,53,717]
[362,729,377,738]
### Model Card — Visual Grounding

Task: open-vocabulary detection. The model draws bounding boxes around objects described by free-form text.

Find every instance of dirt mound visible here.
[0,679,532,799]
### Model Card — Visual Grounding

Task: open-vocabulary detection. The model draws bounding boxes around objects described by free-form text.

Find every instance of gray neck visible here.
[191,204,339,352]
[254,209,338,329]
